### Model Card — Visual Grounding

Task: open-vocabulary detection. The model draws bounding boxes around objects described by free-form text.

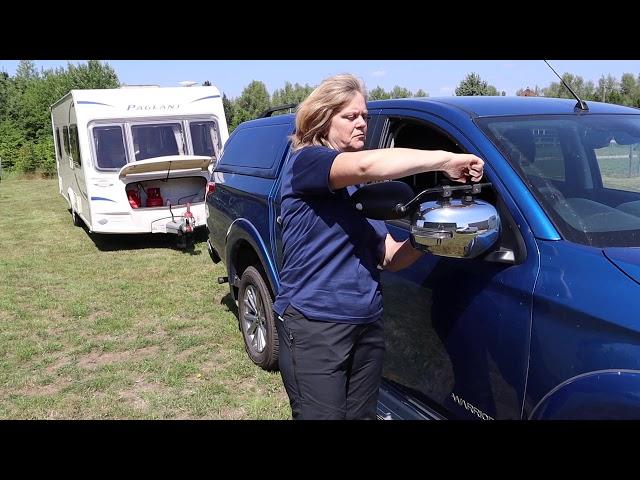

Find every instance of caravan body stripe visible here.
[90,196,117,202]
[77,101,114,107]
[190,95,221,103]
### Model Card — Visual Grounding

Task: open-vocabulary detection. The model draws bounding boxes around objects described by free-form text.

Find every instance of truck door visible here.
[372,110,538,420]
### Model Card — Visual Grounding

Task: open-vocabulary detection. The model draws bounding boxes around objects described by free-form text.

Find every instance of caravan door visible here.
[68,101,88,217]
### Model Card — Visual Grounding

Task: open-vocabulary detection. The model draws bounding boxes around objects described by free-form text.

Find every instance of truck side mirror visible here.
[350,181,415,220]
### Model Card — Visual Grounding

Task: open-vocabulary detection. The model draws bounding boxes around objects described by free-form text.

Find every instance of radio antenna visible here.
[544,60,588,112]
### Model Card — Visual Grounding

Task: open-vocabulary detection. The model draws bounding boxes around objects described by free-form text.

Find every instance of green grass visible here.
[0,178,290,419]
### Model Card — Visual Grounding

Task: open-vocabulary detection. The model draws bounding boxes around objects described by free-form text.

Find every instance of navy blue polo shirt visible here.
[273,145,388,324]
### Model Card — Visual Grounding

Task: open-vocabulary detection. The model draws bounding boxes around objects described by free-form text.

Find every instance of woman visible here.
[273,74,484,420]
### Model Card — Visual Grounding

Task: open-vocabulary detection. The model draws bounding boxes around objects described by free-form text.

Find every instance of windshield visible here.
[478,114,640,247]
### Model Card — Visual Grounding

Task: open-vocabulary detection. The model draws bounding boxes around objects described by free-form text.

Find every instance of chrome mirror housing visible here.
[410,197,500,258]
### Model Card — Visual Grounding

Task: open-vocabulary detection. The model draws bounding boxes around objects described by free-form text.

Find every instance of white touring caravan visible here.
[51,85,228,247]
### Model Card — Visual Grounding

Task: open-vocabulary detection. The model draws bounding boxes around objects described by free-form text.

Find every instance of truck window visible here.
[216,123,293,179]
[189,121,218,158]
[93,125,128,170]
[387,119,463,193]
[132,123,185,161]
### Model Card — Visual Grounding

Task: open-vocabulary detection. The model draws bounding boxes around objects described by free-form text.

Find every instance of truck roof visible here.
[368,96,640,117]
[239,96,640,130]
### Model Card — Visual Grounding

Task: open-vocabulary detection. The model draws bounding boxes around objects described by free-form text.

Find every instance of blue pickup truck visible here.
[206,96,640,420]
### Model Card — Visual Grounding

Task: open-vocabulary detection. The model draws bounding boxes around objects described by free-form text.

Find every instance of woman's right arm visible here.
[329,148,484,190]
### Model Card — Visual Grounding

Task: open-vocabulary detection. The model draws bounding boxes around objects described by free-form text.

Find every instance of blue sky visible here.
[1,60,640,99]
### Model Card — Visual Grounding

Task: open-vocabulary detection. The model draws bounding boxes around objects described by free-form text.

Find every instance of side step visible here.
[217,275,240,287]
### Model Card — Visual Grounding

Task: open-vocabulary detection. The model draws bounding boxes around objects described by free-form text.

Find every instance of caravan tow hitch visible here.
[166,201,196,249]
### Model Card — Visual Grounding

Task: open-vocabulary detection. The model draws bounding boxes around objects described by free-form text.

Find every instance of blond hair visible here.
[291,73,367,150]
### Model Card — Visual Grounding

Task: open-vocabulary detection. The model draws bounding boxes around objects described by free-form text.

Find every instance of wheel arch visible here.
[226,218,278,301]
[529,369,640,419]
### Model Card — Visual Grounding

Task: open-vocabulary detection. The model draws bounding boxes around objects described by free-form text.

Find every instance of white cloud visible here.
[439,86,454,94]
[371,70,387,78]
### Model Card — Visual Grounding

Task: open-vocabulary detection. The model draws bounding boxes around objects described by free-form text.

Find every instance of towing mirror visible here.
[353,180,501,259]
[410,196,500,259]
[350,181,415,220]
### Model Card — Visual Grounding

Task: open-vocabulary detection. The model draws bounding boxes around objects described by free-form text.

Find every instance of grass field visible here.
[0,177,290,419]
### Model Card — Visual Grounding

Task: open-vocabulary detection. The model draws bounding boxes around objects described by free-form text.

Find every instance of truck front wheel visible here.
[238,266,279,371]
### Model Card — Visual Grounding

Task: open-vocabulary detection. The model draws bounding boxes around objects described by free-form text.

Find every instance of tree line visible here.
[0,60,119,176]
[2,61,640,177]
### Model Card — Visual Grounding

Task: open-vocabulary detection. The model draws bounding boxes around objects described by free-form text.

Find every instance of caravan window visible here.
[69,124,80,166]
[62,126,70,155]
[189,121,218,158]
[55,128,62,157]
[93,126,128,169]
[132,123,185,161]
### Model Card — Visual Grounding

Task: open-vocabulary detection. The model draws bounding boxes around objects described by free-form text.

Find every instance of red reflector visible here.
[206,182,216,199]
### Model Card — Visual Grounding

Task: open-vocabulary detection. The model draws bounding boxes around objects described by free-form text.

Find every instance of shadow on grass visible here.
[221,292,238,317]
[79,216,208,255]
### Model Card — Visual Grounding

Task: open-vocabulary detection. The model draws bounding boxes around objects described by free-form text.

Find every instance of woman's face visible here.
[327,92,368,152]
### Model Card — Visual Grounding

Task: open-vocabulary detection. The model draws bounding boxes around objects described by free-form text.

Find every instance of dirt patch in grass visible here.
[86,311,113,322]
[174,345,210,362]
[78,345,160,369]
[216,406,247,420]
[18,377,73,397]
[119,379,162,411]
[44,355,72,374]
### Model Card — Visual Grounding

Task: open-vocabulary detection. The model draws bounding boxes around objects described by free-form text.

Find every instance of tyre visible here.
[237,266,279,371]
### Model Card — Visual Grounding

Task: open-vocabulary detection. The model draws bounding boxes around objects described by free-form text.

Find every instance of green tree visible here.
[620,73,640,107]
[222,93,235,131]
[271,81,313,108]
[414,89,428,98]
[0,71,11,119]
[64,60,119,90]
[15,60,38,79]
[0,120,23,171]
[455,73,499,96]
[368,86,391,100]
[596,74,622,104]
[231,80,270,130]
[1,60,119,175]
[542,73,595,100]
[389,86,412,99]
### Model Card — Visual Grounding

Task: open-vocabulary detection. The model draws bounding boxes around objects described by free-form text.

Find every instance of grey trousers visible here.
[275,305,385,420]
